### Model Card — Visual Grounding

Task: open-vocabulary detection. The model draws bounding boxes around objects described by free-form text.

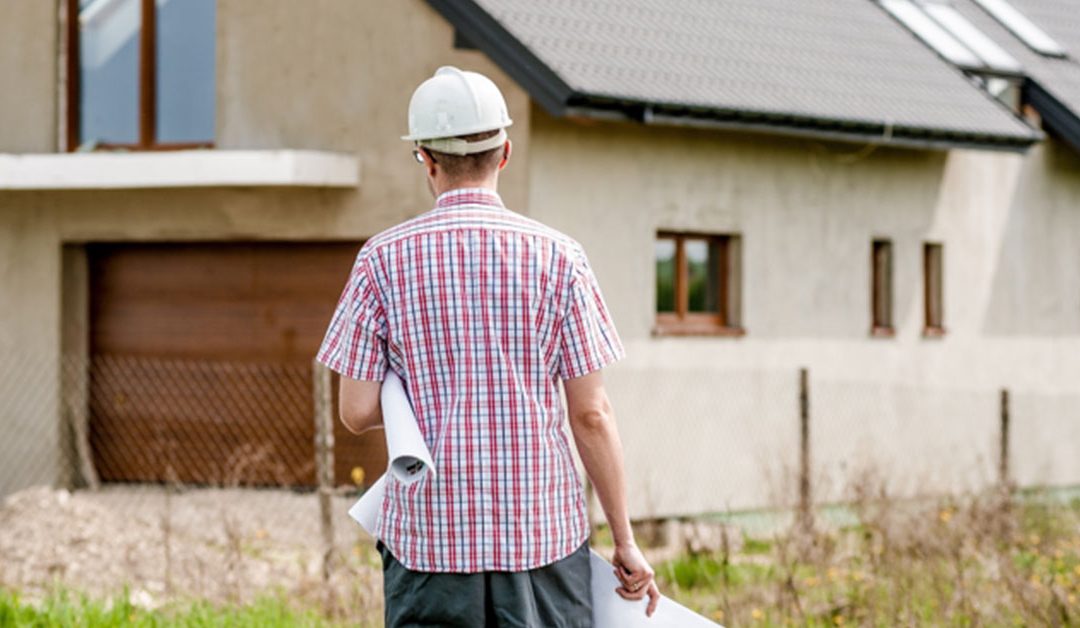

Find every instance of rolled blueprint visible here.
[347,372,722,627]
[382,370,435,484]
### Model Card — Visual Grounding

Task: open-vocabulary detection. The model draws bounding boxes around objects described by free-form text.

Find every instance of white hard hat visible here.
[402,66,513,155]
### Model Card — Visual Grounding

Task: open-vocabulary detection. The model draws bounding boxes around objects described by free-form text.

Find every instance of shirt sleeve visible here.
[316,254,388,381]
[557,247,626,379]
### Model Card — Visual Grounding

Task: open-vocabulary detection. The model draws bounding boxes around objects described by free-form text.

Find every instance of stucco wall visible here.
[526,110,1080,516]
[0,0,531,496]
[0,0,58,152]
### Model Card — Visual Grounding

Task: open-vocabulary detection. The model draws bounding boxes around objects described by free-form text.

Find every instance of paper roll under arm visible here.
[381,371,435,484]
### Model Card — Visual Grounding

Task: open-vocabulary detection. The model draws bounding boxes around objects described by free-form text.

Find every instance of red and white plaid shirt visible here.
[318,188,623,572]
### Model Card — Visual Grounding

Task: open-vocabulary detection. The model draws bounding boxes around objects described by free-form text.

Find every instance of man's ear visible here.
[498,140,512,170]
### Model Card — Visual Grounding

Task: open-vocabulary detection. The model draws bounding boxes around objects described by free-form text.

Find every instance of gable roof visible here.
[428,0,1040,151]
[946,0,1080,154]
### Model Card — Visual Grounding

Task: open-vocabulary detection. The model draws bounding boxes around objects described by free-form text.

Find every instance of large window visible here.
[923,242,945,336]
[871,239,894,336]
[655,232,742,335]
[68,0,216,151]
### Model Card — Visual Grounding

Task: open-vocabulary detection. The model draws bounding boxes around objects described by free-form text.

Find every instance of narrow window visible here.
[655,232,742,335]
[68,0,216,151]
[924,242,945,335]
[871,239,893,335]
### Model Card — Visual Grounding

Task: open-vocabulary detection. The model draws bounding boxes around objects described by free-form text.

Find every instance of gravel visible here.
[0,485,381,615]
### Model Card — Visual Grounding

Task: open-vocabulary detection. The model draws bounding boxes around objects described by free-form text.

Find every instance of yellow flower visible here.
[351,466,366,486]
[254,528,269,540]
[1068,594,1077,606]
[939,509,953,524]
[827,567,841,582]
[834,615,846,625]
[1073,565,1080,577]
[712,609,725,621]
[1030,534,1041,546]
[751,608,764,621]
[804,576,820,587]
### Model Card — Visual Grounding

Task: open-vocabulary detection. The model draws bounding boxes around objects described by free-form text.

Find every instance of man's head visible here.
[402,67,513,196]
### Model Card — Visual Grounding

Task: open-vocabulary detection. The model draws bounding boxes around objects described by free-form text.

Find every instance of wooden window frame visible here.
[66,0,215,152]
[654,231,744,337]
[923,242,946,337]
[870,238,894,337]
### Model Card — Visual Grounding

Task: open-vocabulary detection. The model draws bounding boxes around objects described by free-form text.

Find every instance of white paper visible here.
[589,550,722,627]
[381,370,435,484]
[347,372,721,627]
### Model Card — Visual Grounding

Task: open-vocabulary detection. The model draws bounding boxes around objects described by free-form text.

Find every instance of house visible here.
[1,0,1077,518]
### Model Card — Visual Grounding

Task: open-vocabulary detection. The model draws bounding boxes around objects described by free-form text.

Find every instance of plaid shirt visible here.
[318,188,624,572]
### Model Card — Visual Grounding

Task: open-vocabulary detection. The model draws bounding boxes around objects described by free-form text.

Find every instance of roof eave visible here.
[566,98,1039,153]
[1025,80,1080,155]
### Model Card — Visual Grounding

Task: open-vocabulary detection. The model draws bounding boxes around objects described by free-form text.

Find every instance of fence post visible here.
[797,367,813,536]
[999,388,1010,491]
[312,360,335,607]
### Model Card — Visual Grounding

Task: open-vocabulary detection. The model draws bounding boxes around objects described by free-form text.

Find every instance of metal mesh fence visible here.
[1,353,1078,619]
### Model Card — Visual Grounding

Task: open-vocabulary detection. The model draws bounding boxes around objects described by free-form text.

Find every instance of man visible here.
[318,66,659,627]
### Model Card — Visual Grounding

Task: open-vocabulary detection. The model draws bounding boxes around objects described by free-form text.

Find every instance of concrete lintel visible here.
[0,149,361,190]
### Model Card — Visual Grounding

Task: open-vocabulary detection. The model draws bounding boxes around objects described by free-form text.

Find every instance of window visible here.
[923,242,945,335]
[68,0,216,151]
[871,239,894,336]
[973,0,1067,58]
[879,0,1022,73]
[654,232,742,335]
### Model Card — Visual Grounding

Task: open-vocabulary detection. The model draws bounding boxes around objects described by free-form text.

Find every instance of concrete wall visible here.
[526,109,1080,517]
[1,0,1077,513]
[0,0,531,496]
[0,0,57,153]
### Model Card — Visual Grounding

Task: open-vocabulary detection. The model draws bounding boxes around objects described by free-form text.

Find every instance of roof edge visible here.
[424,0,575,116]
[566,97,1039,153]
[1025,80,1080,155]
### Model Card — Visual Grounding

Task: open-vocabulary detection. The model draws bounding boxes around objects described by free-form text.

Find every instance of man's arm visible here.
[564,371,660,616]
[339,376,383,434]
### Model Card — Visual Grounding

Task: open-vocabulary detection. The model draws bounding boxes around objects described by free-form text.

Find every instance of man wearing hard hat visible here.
[318,66,659,627]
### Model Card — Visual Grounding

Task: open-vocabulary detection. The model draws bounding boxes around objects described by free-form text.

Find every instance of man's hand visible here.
[612,542,661,617]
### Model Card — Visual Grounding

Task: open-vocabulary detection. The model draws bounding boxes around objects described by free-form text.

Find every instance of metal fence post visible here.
[999,388,1010,490]
[797,367,813,536]
[312,360,335,607]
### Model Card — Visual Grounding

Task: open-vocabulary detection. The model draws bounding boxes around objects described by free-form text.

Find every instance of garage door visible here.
[87,242,387,487]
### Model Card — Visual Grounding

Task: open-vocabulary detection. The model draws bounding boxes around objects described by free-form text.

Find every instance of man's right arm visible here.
[564,371,660,617]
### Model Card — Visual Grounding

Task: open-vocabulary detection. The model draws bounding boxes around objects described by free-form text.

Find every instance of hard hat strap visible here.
[418,129,507,156]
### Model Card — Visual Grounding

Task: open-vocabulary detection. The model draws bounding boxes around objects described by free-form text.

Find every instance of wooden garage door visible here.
[87,242,387,487]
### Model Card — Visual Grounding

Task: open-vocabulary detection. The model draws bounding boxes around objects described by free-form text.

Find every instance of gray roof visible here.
[950,0,1080,152]
[429,0,1039,150]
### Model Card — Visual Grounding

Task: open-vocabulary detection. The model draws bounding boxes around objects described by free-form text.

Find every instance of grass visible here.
[0,589,344,628]
[3,491,1077,626]
[652,490,1080,626]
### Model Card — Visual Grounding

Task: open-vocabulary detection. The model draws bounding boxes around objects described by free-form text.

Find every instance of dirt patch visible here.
[0,485,382,620]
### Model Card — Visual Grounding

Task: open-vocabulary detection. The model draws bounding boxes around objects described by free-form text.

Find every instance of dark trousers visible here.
[378,541,593,628]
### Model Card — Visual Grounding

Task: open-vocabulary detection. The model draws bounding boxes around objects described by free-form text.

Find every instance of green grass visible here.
[0,589,337,628]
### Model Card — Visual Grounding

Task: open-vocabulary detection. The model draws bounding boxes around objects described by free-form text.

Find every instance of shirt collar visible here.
[435,187,505,210]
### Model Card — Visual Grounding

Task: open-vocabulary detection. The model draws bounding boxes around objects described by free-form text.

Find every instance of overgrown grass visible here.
[654,490,1080,626]
[0,589,343,628]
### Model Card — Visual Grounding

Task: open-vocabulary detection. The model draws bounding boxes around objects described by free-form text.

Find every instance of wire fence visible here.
[1,352,1078,619]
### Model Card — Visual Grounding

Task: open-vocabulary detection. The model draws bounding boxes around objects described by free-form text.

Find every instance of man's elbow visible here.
[340,403,379,434]
[570,402,614,435]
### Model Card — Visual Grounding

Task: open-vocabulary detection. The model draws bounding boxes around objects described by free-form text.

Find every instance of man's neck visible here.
[433,178,498,197]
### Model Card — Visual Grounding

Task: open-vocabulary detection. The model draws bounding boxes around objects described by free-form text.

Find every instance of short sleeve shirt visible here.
[317,188,624,572]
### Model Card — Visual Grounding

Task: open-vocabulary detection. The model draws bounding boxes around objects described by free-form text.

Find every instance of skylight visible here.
[972,0,1067,57]
[881,0,982,68]
[922,3,1022,73]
